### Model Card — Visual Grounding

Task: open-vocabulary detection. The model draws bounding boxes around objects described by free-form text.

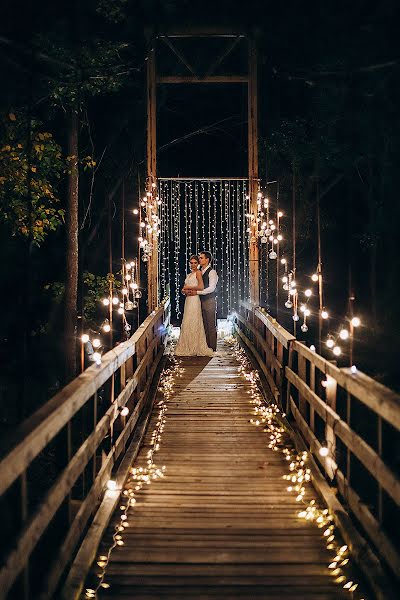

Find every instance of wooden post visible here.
[147,41,158,312]
[325,374,337,480]
[248,37,259,305]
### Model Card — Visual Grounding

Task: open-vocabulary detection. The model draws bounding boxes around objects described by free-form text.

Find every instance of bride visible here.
[175,255,214,357]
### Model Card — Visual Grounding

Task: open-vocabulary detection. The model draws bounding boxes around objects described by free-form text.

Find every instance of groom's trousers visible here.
[201,297,217,351]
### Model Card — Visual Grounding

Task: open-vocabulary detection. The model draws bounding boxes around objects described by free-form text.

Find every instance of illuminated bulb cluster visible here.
[81,334,102,365]
[85,355,183,598]
[325,316,361,359]
[248,189,283,261]
[138,178,160,263]
[225,336,365,600]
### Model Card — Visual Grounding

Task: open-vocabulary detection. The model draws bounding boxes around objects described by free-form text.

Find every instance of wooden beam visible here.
[157,75,248,84]
[146,45,158,311]
[205,36,243,76]
[160,36,196,75]
[159,28,246,38]
[248,37,259,305]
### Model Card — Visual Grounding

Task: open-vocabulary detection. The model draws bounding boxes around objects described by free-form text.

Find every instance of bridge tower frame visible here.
[146,27,260,311]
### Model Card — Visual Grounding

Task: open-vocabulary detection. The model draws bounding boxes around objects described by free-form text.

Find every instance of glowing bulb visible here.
[81,334,89,343]
[321,310,329,319]
[282,276,288,283]
[281,258,286,264]
[103,323,111,333]
[319,446,329,457]
[102,298,110,306]
[277,234,283,241]
[351,316,360,327]
[118,307,124,315]
[311,273,318,282]
[333,346,341,356]
[301,323,308,333]
[305,289,312,297]
[351,365,357,373]
[291,280,296,287]
[133,208,138,215]
[310,345,316,352]
[339,329,349,340]
[122,287,128,295]
[326,338,334,348]
[120,407,129,416]
[107,480,117,491]
[112,297,119,305]
[278,211,283,217]
[92,338,101,348]
[304,309,310,317]
[93,352,101,363]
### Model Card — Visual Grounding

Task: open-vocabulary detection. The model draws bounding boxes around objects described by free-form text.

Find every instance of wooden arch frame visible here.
[146,27,259,311]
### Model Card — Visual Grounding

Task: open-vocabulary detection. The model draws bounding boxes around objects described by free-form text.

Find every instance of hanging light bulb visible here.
[112,297,119,305]
[333,346,341,356]
[92,352,102,364]
[321,310,329,319]
[311,273,318,282]
[304,289,312,297]
[102,298,110,306]
[319,444,329,457]
[102,321,111,333]
[285,300,293,309]
[133,208,139,215]
[269,250,277,260]
[81,334,89,343]
[326,337,334,348]
[282,276,288,283]
[120,406,129,417]
[301,323,308,332]
[339,329,349,340]
[293,313,299,322]
[122,288,128,295]
[351,316,361,327]
[118,307,124,315]
[281,258,286,265]
[92,338,101,348]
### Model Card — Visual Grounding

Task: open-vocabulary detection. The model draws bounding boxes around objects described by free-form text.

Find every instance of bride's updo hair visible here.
[189,254,199,263]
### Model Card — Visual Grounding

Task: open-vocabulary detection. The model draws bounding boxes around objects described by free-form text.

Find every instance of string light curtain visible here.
[158,178,249,321]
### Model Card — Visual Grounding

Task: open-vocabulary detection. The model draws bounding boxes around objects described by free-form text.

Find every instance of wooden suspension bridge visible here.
[0,28,399,600]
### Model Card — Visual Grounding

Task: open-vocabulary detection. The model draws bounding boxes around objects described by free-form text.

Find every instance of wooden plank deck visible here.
[86,345,349,599]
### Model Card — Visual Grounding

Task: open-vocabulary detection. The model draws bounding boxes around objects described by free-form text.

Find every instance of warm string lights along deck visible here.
[225,336,367,599]
[84,352,184,599]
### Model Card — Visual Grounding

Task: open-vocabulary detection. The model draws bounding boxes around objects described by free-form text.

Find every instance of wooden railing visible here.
[0,299,170,600]
[235,300,400,583]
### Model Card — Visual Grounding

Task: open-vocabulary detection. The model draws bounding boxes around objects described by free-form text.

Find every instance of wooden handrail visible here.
[234,302,400,585]
[0,299,170,598]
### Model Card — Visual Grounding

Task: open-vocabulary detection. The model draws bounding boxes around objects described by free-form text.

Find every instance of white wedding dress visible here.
[175,272,214,357]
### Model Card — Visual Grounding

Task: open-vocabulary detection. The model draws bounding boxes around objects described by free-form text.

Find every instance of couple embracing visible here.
[175,251,218,357]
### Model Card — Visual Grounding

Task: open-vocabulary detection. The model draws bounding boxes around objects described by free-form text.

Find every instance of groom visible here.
[185,251,218,351]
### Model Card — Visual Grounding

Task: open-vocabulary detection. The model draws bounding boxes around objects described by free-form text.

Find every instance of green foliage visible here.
[45,271,122,329]
[0,113,66,245]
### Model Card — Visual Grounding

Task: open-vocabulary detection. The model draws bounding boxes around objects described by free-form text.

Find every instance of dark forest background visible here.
[1,0,400,430]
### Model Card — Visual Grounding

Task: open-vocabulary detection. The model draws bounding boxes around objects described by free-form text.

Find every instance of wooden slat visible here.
[157,75,248,83]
